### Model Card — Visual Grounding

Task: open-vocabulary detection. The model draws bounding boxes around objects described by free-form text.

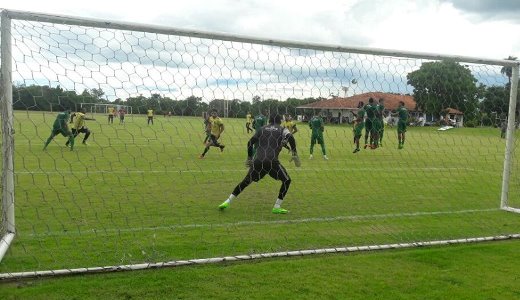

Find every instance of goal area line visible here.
[26,207,501,237]
[2,233,519,281]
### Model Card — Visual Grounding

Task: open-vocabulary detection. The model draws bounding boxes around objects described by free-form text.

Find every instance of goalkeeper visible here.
[218,114,300,214]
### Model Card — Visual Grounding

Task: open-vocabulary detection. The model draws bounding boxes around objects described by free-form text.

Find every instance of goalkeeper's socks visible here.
[274,198,284,209]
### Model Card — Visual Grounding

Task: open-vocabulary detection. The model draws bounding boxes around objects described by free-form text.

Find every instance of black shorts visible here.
[246,160,290,182]
[208,134,219,145]
[72,127,89,135]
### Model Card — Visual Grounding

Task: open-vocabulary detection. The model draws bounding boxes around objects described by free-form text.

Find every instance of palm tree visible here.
[500,56,518,85]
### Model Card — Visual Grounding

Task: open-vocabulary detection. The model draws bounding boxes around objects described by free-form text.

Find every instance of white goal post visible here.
[1,9,519,279]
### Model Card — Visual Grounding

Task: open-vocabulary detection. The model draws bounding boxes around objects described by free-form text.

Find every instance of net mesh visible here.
[1,15,519,275]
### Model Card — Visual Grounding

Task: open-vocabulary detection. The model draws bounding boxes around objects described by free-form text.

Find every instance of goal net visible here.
[1,9,519,279]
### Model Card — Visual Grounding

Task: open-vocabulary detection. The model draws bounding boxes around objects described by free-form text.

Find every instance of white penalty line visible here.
[27,208,500,238]
[16,166,481,175]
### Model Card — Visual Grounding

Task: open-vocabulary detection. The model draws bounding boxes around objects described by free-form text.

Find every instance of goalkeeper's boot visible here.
[198,154,205,159]
[272,207,288,214]
[353,148,360,153]
[220,145,225,152]
[309,154,313,160]
[323,155,329,160]
[82,141,88,146]
[218,201,230,210]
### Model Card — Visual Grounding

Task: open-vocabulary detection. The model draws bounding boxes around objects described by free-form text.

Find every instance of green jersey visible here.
[253,114,267,132]
[53,111,70,130]
[309,116,324,135]
[364,104,377,120]
[376,104,385,120]
[397,106,408,122]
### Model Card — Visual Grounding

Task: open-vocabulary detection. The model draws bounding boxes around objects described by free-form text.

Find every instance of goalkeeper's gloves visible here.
[289,154,301,167]
[245,157,253,168]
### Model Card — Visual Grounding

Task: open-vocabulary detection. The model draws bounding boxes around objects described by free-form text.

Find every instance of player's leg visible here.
[309,135,316,159]
[268,162,291,214]
[318,136,328,159]
[81,128,91,144]
[219,162,264,209]
[43,129,58,150]
[65,128,79,146]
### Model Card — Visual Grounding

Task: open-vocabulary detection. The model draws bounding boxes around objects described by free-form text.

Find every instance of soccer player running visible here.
[282,114,298,151]
[352,101,365,153]
[66,108,95,146]
[199,109,225,158]
[43,109,75,151]
[309,113,328,160]
[245,111,253,134]
[218,114,300,214]
[395,101,408,149]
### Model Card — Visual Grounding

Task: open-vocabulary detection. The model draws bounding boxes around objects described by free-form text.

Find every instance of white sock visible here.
[274,198,283,208]
[226,194,236,204]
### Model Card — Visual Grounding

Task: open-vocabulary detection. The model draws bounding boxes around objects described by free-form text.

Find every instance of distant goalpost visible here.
[79,103,133,115]
[1,9,519,280]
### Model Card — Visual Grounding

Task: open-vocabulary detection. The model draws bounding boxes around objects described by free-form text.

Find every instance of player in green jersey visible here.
[251,109,268,157]
[252,109,268,133]
[395,101,408,149]
[43,109,75,151]
[309,114,328,160]
[363,98,378,149]
[352,101,365,153]
[376,98,385,147]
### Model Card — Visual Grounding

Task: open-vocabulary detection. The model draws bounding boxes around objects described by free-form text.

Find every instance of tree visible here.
[407,60,479,119]
[480,85,509,126]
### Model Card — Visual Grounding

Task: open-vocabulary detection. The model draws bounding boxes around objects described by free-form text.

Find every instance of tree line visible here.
[11,58,518,126]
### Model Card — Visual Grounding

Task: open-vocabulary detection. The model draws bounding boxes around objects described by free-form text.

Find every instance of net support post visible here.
[0,10,16,262]
[501,64,520,213]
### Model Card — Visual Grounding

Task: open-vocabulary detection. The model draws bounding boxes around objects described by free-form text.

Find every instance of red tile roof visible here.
[297,92,417,111]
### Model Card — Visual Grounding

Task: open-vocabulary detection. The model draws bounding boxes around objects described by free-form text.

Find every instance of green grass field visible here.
[1,110,520,280]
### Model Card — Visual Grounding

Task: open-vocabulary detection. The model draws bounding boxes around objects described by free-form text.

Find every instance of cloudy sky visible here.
[2,0,519,60]
[1,0,518,102]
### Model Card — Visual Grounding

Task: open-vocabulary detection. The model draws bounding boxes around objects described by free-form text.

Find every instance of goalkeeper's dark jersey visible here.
[248,124,291,162]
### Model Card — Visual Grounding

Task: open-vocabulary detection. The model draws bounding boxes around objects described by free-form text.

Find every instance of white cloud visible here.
[2,0,519,59]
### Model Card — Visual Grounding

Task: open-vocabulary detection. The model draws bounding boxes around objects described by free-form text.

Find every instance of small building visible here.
[442,108,464,127]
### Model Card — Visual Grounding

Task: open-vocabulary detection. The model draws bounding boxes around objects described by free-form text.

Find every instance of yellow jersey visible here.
[246,113,252,124]
[283,120,297,134]
[73,112,86,129]
[147,109,154,117]
[209,116,224,137]
[108,107,115,115]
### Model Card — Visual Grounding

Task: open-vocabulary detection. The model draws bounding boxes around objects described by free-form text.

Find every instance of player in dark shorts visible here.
[218,114,301,214]
[364,97,377,149]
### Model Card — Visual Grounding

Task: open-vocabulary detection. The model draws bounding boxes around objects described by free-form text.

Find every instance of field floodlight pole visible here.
[501,63,520,213]
[0,10,16,262]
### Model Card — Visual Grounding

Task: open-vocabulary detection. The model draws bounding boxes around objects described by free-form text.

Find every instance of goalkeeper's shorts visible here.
[245,160,290,183]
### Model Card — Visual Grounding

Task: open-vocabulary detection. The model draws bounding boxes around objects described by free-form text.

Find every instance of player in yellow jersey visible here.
[246,111,253,133]
[199,109,225,158]
[147,109,154,125]
[107,106,115,124]
[66,108,96,146]
[281,114,298,151]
